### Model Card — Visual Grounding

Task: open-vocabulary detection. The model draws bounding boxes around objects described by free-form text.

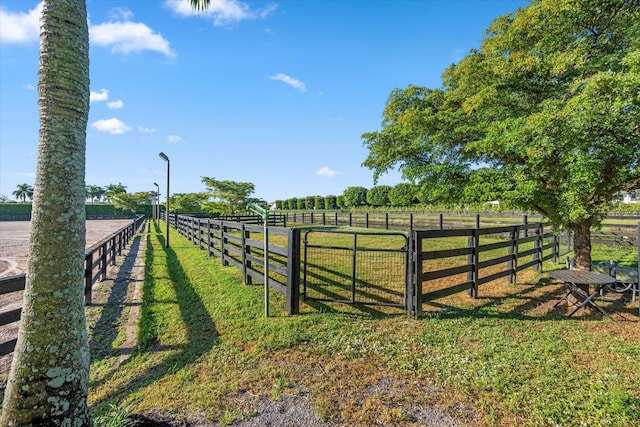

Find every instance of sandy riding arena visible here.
[0,219,133,278]
[0,219,135,374]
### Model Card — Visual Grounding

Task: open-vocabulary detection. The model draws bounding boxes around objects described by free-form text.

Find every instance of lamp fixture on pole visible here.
[153,182,160,221]
[158,152,170,248]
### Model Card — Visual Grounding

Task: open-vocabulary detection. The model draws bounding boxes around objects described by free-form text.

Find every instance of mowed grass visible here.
[88,224,640,426]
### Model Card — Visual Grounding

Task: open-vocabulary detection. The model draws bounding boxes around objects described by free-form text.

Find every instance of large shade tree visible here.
[201,177,256,215]
[1,0,213,424]
[362,0,640,270]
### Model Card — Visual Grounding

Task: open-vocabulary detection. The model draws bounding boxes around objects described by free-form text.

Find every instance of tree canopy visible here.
[201,177,257,215]
[362,0,640,269]
[12,183,34,202]
[342,186,368,208]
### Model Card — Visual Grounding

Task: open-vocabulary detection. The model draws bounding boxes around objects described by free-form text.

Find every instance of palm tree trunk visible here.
[0,0,91,425]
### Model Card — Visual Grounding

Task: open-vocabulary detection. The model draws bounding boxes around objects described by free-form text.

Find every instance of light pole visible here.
[153,182,160,222]
[158,152,170,248]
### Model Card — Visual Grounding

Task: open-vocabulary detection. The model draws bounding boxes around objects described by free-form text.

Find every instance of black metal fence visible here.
[303,230,407,307]
[0,215,146,356]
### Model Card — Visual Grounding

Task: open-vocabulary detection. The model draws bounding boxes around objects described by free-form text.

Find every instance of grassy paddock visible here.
[87,225,640,426]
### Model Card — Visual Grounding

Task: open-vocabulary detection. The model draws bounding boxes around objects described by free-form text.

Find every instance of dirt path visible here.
[86,222,147,367]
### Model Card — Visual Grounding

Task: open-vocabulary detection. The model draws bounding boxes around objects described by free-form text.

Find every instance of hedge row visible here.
[0,203,152,218]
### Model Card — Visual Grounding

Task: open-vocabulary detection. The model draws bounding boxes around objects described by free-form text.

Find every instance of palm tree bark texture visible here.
[0,0,92,425]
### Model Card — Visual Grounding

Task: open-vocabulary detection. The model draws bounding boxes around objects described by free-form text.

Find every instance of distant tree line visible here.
[275,182,456,210]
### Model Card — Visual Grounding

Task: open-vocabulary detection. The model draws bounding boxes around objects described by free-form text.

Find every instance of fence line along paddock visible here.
[281,211,638,248]
[408,222,558,317]
[0,215,145,357]
[169,214,562,318]
[173,215,300,315]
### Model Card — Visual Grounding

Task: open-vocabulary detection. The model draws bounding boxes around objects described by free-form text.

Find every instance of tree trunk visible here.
[0,0,91,425]
[572,219,593,272]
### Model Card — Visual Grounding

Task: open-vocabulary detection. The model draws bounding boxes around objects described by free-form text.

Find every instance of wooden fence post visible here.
[439,213,444,230]
[222,225,228,266]
[533,223,542,271]
[110,236,116,266]
[207,219,213,257]
[409,213,414,230]
[286,228,301,315]
[413,231,423,318]
[241,223,248,284]
[349,212,352,227]
[365,212,369,229]
[507,226,518,284]
[335,212,338,226]
[84,253,93,305]
[385,213,389,230]
[467,229,478,298]
[100,242,107,281]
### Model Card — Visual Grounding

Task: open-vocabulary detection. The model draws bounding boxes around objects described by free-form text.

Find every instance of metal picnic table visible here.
[550,270,617,319]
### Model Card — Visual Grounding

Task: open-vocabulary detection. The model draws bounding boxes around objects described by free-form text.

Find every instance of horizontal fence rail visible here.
[0,215,145,356]
[281,211,638,247]
[408,222,558,317]
[172,215,300,315]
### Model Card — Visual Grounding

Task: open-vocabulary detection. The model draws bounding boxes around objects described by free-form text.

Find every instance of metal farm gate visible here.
[302,229,408,308]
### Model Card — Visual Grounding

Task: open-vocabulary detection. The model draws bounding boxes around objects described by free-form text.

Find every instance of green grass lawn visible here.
[87,224,640,426]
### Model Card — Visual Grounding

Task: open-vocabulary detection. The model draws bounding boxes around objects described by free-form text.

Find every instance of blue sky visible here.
[1,0,527,203]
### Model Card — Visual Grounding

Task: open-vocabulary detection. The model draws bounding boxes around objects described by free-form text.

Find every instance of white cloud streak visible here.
[316,166,338,177]
[164,0,277,26]
[0,3,41,45]
[167,135,182,143]
[91,118,132,135]
[107,100,124,109]
[138,126,156,134]
[108,7,134,21]
[1,3,173,58]
[90,21,175,58]
[90,89,109,103]
[269,73,307,92]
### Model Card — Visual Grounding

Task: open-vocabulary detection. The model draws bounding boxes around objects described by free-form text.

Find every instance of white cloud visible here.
[0,2,41,45]
[269,73,307,92]
[138,126,156,133]
[167,135,182,143]
[164,0,277,26]
[316,166,338,177]
[91,118,132,135]
[90,21,174,58]
[107,100,124,109]
[23,83,36,91]
[108,7,134,21]
[0,3,174,58]
[90,89,109,103]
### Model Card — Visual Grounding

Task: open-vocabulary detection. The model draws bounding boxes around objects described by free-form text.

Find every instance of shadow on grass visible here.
[418,276,640,322]
[88,222,145,362]
[90,228,219,406]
